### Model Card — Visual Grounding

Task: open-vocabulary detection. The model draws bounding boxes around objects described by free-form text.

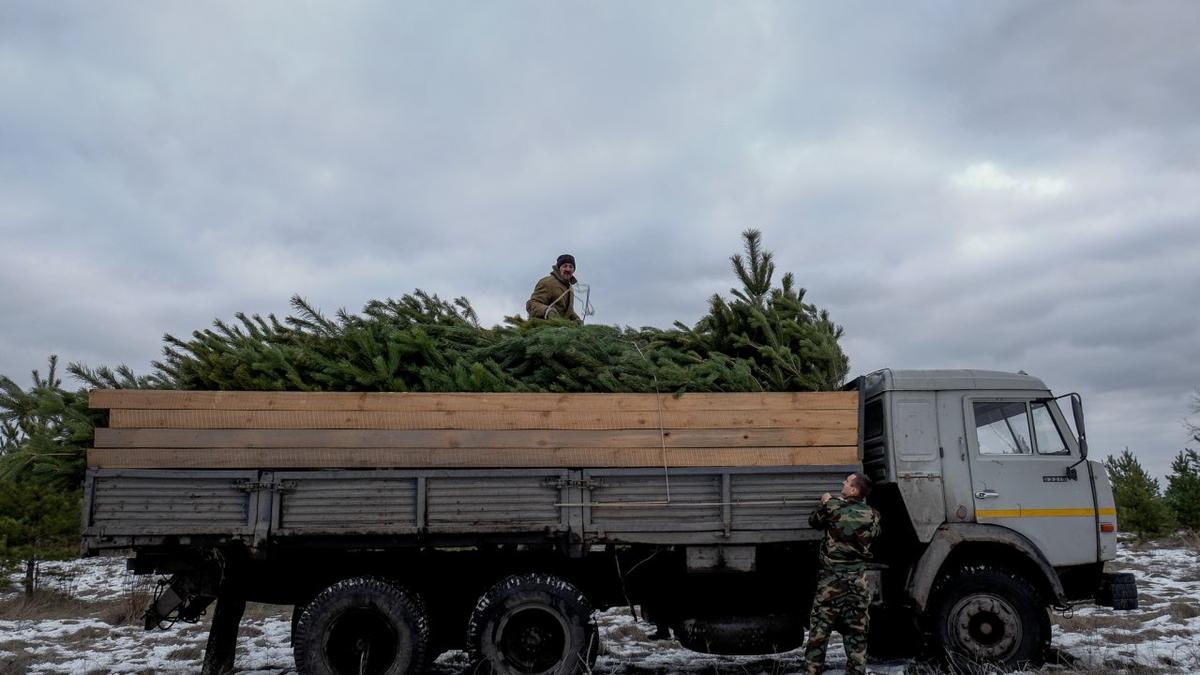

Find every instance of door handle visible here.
[975,490,1000,499]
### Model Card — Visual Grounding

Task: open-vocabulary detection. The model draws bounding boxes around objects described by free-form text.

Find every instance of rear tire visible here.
[293,576,430,675]
[930,565,1049,670]
[467,573,598,675]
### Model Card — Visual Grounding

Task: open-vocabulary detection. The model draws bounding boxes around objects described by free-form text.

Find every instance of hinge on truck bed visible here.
[232,479,297,493]
[543,477,606,490]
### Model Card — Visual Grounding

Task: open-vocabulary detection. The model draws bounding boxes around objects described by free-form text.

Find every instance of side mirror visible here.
[1071,394,1088,459]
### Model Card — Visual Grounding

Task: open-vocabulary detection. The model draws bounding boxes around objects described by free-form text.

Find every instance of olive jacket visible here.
[526,269,580,321]
[808,495,881,574]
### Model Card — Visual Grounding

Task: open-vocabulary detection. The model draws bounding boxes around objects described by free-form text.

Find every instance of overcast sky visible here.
[2,2,1197,479]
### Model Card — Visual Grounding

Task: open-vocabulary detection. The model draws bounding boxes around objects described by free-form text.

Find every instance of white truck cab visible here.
[856,369,1131,666]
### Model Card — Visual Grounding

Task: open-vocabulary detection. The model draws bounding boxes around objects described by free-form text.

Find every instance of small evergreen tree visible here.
[0,356,103,491]
[1104,448,1175,539]
[681,229,849,391]
[0,478,81,595]
[0,357,98,593]
[1165,449,1200,532]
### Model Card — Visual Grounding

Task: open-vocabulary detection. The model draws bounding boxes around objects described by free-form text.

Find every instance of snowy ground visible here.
[2,538,1197,674]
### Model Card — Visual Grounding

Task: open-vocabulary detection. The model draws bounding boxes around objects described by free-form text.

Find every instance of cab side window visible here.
[973,401,1033,455]
[1031,402,1070,455]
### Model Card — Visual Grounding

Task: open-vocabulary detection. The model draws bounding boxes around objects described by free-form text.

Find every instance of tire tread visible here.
[293,576,430,675]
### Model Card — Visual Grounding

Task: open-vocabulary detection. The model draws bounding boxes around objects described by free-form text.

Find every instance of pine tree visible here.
[1165,449,1200,532]
[681,230,848,392]
[0,356,101,491]
[1104,448,1175,539]
[0,357,93,593]
[0,478,81,595]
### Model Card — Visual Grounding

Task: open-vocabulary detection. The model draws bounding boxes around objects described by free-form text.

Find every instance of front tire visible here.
[293,576,430,675]
[467,573,598,675]
[931,565,1049,670]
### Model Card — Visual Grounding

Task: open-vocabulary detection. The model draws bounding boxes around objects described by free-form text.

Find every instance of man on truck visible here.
[802,472,880,675]
[527,253,581,322]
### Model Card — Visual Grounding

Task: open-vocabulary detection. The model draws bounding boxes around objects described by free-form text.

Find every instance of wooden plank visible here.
[89,390,859,413]
[108,408,859,431]
[87,446,860,469]
[94,427,858,449]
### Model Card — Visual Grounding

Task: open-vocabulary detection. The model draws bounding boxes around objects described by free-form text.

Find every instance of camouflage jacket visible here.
[526,269,580,321]
[809,496,880,574]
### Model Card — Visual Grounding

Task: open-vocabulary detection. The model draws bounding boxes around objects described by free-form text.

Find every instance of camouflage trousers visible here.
[803,567,870,675]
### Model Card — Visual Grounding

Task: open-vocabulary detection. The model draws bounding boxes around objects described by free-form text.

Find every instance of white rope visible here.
[542,283,596,322]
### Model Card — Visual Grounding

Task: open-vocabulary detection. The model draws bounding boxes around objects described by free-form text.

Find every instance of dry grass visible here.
[109,574,154,625]
[1138,592,1163,605]
[1103,628,1167,644]
[63,625,110,641]
[99,580,153,626]
[1054,611,1151,632]
[0,578,154,626]
[1125,531,1200,553]
[0,588,94,620]
[1177,566,1200,583]
[1166,601,1200,622]
[607,621,650,642]
[166,645,204,661]
[1096,662,1170,675]
[1165,531,1200,551]
[0,649,35,675]
[243,601,291,621]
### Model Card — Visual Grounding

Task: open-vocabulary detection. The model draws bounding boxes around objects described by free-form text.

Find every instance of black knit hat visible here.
[556,254,576,268]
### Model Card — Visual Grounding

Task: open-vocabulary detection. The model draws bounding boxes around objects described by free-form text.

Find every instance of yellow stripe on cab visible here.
[977,507,1117,518]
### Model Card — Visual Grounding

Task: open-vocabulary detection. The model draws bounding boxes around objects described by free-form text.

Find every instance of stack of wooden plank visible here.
[88,390,859,469]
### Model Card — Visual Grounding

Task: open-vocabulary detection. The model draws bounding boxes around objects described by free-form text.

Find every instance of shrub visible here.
[1105,448,1175,539]
[1165,449,1200,532]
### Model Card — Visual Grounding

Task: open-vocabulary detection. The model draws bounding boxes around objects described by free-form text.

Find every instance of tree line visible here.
[1105,390,1200,538]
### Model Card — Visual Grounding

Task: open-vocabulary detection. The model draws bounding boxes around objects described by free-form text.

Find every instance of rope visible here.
[541,282,595,321]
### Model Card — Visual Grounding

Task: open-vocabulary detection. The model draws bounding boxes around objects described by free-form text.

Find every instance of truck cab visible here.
[856,369,1129,666]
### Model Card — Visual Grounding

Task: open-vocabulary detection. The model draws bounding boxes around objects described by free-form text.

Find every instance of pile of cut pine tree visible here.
[136,230,849,395]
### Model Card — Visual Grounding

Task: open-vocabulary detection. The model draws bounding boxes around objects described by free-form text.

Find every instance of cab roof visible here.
[852,369,1050,398]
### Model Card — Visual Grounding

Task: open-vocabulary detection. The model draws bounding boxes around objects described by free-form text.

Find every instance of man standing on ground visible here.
[527,254,581,322]
[803,472,881,675]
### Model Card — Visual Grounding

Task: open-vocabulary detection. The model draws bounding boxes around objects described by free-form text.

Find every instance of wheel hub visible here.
[496,604,569,674]
[948,593,1021,660]
[325,607,399,675]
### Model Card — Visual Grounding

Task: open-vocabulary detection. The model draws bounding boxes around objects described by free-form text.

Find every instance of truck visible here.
[81,369,1137,674]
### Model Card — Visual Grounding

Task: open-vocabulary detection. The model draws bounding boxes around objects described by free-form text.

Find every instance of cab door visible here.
[964,396,1098,565]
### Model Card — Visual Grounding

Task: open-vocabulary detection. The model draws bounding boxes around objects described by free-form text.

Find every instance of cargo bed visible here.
[82,390,859,555]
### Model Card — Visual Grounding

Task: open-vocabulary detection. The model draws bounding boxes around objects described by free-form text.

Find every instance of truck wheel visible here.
[466,573,598,675]
[293,576,430,675]
[931,565,1049,670]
